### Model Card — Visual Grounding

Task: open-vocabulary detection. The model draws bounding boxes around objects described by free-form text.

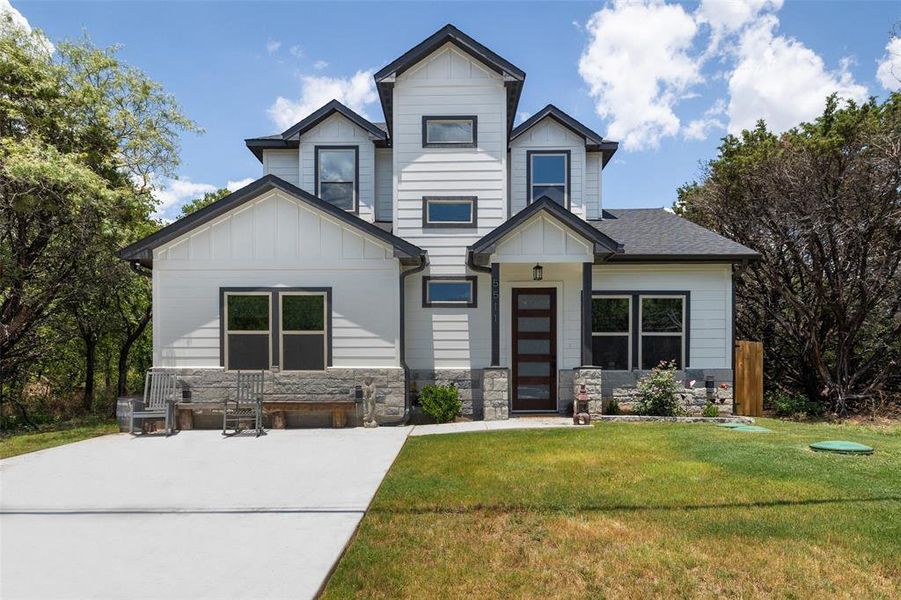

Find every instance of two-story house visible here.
[119,25,758,425]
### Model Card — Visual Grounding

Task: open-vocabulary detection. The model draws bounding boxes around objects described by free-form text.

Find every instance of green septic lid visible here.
[732,425,772,432]
[717,423,745,428]
[810,440,874,455]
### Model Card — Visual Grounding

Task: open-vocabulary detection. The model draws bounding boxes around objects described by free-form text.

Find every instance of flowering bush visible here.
[634,361,685,416]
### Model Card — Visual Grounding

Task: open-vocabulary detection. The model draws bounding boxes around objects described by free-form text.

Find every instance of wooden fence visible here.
[734,340,763,416]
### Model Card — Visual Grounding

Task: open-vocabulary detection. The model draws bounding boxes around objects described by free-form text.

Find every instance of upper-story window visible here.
[528,150,570,208]
[422,196,478,228]
[315,146,358,212]
[422,116,477,148]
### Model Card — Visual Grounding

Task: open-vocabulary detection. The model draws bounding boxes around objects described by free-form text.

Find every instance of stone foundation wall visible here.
[153,367,406,424]
[605,369,734,416]
[482,367,509,421]
[410,369,482,419]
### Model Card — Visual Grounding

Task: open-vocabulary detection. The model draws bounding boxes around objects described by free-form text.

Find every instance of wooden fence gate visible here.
[734,340,763,416]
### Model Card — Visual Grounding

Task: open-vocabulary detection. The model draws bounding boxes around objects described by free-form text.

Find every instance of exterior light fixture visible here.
[532,263,543,281]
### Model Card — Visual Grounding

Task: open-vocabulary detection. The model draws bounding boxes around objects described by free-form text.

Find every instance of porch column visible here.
[491,262,500,366]
[581,262,593,366]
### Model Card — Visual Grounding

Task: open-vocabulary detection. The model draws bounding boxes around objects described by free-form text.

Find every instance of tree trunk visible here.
[83,336,97,413]
[115,305,152,404]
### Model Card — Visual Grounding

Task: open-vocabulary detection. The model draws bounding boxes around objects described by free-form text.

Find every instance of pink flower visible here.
[687,380,696,388]
[719,383,729,390]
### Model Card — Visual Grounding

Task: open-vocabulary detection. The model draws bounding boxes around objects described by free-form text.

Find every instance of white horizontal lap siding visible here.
[585,152,601,220]
[374,148,393,222]
[394,44,506,369]
[152,189,399,369]
[262,149,300,186]
[591,263,732,369]
[510,118,586,219]
[299,113,376,222]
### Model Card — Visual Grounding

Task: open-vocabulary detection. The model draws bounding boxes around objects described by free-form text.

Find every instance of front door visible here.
[511,288,557,412]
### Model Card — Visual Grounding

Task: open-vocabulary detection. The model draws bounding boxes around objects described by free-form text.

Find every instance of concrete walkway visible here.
[0,428,409,600]
[411,416,574,436]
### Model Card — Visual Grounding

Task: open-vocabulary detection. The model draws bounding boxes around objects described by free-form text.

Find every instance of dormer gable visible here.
[511,104,618,166]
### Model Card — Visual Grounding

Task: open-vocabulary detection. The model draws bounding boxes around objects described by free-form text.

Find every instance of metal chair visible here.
[223,371,264,437]
[130,371,177,435]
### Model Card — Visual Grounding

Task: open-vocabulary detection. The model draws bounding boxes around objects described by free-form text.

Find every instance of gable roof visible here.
[244,100,388,162]
[511,104,619,166]
[468,196,623,264]
[374,24,526,137]
[118,175,426,266]
[591,209,760,261]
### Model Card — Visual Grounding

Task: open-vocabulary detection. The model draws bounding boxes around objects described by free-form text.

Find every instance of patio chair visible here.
[130,371,178,435]
[223,370,264,437]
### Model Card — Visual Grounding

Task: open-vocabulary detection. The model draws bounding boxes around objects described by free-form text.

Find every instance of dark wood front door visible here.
[511,288,557,412]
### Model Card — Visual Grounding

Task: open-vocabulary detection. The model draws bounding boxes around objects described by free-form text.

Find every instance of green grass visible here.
[323,418,901,599]
[0,419,119,459]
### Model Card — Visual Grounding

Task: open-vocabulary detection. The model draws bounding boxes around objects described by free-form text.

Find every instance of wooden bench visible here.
[262,401,358,429]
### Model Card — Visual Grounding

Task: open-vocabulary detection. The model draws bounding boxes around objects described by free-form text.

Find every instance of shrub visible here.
[419,384,461,423]
[634,361,685,416]
[768,390,822,418]
[605,398,621,415]
[702,402,720,417]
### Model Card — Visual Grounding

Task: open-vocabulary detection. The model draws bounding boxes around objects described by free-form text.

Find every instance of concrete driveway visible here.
[0,428,409,600]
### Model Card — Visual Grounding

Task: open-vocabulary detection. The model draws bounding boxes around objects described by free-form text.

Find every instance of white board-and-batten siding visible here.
[152,189,400,368]
[394,44,506,370]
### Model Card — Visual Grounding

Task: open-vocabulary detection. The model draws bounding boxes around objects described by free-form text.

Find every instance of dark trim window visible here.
[527,150,571,208]
[422,116,477,148]
[591,291,689,370]
[220,287,332,371]
[422,196,477,228]
[314,145,359,213]
[422,276,477,308]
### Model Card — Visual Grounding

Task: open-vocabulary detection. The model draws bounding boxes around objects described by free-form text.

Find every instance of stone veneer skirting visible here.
[152,367,405,425]
[410,369,482,419]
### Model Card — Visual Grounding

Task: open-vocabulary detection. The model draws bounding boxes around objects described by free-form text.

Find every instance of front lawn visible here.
[0,420,119,459]
[323,419,901,599]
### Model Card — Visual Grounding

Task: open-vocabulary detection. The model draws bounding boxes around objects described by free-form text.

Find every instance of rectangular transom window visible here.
[224,293,271,370]
[316,146,358,212]
[422,276,477,308]
[422,116,477,147]
[280,293,327,371]
[591,292,689,370]
[640,296,685,370]
[591,296,631,370]
[528,151,569,207]
[422,197,477,228]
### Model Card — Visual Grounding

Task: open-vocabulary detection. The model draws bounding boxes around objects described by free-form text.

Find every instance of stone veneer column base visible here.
[572,367,604,415]
[481,367,510,421]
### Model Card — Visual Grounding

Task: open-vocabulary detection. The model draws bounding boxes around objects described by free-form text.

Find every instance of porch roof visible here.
[468,197,623,266]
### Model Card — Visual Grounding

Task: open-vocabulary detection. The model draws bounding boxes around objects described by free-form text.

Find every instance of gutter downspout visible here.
[466,249,492,274]
[380,253,428,426]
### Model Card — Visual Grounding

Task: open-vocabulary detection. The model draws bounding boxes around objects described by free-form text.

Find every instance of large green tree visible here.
[0,23,197,421]
[676,95,901,413]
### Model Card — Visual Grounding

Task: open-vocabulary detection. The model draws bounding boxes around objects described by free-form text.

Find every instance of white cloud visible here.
[515,111,531,125]
[1,0,53,52]
[313,60,328,70]
[266,39,281,54]
[726,15,868,133]
[289,45,303,59]
[683,98,726,140]
[578,0,702,151]
[151,178,216,220]
[876,37,901,91]
[226,177,254,192]
[697,0,782,36]
[268,70,377,130]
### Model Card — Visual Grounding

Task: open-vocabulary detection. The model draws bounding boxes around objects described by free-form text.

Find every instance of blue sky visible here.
[7,1,900,219]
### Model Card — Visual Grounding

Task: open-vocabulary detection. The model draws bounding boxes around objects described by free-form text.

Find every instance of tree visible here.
[0,25,197,420]
[180,188,229,217]
[675,95,901,413]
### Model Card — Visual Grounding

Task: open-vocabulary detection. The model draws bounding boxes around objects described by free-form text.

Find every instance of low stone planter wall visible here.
[607,385,733,417]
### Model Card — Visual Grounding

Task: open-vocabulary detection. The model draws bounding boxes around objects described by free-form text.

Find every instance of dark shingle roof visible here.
[592,209,759,261]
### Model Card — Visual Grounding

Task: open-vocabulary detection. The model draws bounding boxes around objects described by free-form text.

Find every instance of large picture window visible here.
[220,288,331,371]
[280,293,327,371]
[224,292,271,370]
[591,292,688,370]
[315,146,358,212]
[528,150,570,208]
[422,116,477,148]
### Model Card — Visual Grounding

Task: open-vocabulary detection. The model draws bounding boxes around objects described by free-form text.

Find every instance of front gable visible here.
[493,213,594,263]
[398,44,501,86]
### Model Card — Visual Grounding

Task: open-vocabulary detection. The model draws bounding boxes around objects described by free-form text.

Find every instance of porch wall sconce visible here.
[532,263,543,281]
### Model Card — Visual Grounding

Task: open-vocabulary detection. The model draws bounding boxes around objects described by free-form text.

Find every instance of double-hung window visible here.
[221,288,331,371]
[591,293,688,370]
[422,197,477,228]
[422,276,477,308]
[528,150,569,207]
[422,116,477,148]
[315,146,358,212]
